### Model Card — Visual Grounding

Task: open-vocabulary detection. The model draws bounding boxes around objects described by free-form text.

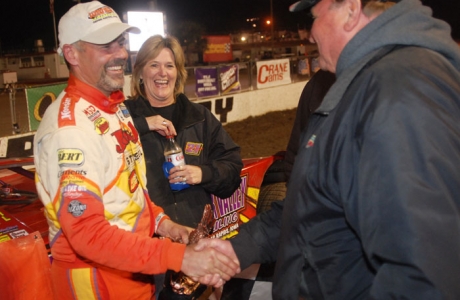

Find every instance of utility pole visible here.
[50,0,58,50]
[52,12,58,50]
[270,0,274,50]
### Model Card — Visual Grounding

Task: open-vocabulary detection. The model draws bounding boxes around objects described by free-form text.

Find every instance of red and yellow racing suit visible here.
[34,75,185,299]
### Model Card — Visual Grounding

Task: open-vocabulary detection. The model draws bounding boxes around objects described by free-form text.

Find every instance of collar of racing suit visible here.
[65,74,125,114]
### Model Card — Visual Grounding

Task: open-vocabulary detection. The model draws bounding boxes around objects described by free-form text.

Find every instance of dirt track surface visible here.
[223,108,297,158]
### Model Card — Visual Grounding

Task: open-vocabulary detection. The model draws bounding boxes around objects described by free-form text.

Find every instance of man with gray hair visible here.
[200,0,460,299]
[34,2,239,298]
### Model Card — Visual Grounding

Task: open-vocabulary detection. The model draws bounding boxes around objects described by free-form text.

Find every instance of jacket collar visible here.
[316,0,460,113]
[172,94,205,131]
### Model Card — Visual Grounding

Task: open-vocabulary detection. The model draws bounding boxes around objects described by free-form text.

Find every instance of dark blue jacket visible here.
[231,0,460,298]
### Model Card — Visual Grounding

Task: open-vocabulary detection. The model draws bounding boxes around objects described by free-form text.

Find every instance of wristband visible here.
[155,212,169,233]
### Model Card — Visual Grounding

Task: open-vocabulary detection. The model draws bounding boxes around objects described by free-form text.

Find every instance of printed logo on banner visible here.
[298,58,311,76]
[219,64,241,95]
[25,83,67,131]
[211,175,247,239]
[203,35,233,63]
[256,58,291,89]
[195,67,219,98]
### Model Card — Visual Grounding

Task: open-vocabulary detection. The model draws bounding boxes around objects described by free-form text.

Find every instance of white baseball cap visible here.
[58,1,140,53]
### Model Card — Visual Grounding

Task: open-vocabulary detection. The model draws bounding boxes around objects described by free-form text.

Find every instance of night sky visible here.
[0,0,458,52]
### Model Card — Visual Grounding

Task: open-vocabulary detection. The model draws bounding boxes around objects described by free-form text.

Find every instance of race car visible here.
[0,153,287,299]
[0,151,287,248]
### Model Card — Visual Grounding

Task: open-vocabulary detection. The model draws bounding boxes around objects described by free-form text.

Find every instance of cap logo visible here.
[88,6,118,23]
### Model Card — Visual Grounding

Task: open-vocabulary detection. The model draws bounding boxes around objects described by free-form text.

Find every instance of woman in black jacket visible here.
[124,34,243,298]
[124,34,242,228]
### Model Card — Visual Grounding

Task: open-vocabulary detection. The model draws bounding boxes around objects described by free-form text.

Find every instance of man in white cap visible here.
[200,0,460,299]
[33,2,239,298]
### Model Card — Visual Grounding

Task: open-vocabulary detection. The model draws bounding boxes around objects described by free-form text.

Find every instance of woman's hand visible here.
[169,165,203,185]
[145,115,177,137]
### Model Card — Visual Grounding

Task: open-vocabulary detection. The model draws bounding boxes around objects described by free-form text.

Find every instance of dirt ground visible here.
[223,108,297,158]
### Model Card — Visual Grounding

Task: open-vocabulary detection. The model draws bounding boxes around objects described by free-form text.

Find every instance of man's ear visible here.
[344,0,362,31]
[62,44,79,66]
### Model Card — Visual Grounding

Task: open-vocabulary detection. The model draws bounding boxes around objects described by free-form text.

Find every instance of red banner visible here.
[203,36,233,63]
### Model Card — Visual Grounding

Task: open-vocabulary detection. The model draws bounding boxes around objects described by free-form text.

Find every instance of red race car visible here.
[0,153,287,299]
[0,151,287,247]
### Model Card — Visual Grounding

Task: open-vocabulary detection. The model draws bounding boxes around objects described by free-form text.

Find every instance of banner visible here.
[203,36,233,63]
[298,58,310,76]
[311,57,321,73]
[210,175,248,239]
[25,83,66,131]
[219,64,241,95]
[195,67,219,98]
[256,58,291,89]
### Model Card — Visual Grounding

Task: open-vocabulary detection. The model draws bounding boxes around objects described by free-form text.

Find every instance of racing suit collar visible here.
[65,74,125,114]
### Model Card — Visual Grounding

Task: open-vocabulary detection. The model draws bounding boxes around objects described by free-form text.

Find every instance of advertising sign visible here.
[219,64,241,95]
[203,35,233,63]
[298,58,310,76]
[195,67,219,98]
[256,58,291,89]
[210,175,249,239]
[25,83,66,131]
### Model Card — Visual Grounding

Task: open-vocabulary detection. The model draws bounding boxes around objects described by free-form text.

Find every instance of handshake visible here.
[180,237,240,289]
[159,204,241,293]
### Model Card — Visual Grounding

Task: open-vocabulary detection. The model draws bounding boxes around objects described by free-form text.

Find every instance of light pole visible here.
[270,0,274,50]
[52,13,58,50]
[50,0,58,50]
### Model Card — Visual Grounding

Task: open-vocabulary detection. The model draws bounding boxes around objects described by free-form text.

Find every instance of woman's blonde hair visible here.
[130,35,188,99]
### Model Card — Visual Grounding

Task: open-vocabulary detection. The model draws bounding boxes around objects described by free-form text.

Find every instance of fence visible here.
[183,54,319,100]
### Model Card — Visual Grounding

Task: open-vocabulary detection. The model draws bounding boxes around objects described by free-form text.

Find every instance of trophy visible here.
[159,204,215,300]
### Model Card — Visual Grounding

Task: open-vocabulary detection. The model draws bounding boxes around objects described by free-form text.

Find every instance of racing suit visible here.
[34,75,186,299]
[124,94,242,228]
[230,0,460,299]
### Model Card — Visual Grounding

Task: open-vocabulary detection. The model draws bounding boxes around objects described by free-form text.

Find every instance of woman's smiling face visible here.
[142,47,178,107]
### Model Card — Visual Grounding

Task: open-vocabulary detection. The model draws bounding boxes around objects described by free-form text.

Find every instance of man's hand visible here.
[181,238,241,288]
[157,219,193,244]
[194,238,239,265]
